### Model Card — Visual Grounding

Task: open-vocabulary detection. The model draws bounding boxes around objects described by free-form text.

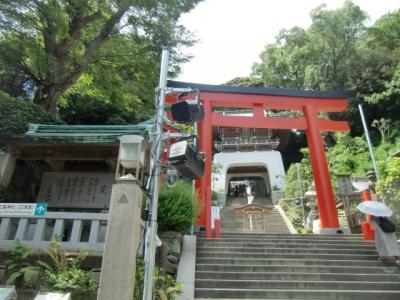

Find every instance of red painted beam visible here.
[211,113,349,132]
[211,112,304,129]
[202,92,348,112]
[318,119,350,132]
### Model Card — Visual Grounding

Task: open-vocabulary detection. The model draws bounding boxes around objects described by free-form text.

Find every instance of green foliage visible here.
[224,77,264,87]
[250,2,400,141]
[376,158,400,220]
[212,162,223,174]
[253,1,368,90]
[327,133,370,176]
[58,93,139,125]
[0,0,200,111]
[211,190,219,201]
[39,239,98,298]
[365,65,400,139]
[134,259,182,300]
[5,241,41,288]
[279,200,307,232]
[284,151,313,199]
[377,157,400,198]
[0,94,62,134]
[158,180,196,233]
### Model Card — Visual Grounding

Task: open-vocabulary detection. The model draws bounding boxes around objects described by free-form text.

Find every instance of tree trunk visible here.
[34,85,63,113]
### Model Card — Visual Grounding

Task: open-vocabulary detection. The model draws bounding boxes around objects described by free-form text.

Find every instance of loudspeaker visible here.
[171,100,204,123]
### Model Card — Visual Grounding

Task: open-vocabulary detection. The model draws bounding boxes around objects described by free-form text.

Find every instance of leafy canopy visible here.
[0,0,200,113]
[0,92,62,134]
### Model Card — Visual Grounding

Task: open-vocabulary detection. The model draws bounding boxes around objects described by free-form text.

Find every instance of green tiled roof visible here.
[0,116,179,146]
[26,123,152,136]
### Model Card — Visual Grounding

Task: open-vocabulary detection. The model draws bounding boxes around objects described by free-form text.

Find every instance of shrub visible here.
[5,241,41,288]
[157,180,196,233]
[279,200,307,232]
[134,259,182,300]
[0,93,62,134]
[39,239,98,299]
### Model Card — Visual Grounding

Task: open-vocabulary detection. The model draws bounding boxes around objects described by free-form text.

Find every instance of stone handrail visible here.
[0,212,109,255]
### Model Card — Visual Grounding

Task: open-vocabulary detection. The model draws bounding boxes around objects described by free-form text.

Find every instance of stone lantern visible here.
[305,186,317,232]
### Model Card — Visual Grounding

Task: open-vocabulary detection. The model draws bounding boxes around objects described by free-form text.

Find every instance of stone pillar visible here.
[305,187,317,232]
[97,178,143,300]
[0,153,16,187]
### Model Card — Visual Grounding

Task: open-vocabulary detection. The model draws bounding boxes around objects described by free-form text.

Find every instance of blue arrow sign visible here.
[34,203,47,216]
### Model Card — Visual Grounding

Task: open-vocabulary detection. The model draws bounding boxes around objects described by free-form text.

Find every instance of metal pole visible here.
[191,90,199,236]
[296,163,306,226]
[358,104,380,181]
[143,48,169,300]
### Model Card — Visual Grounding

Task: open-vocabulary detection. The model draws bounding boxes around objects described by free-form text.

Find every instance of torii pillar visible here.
[304,105,339,231]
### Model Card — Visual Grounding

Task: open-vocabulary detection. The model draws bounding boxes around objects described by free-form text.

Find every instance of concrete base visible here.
[97,180,143,300]
[319,227,343,234]
[176,235,196,300]
[34,293,71,300]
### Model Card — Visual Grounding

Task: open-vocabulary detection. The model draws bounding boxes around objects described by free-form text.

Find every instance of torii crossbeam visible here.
[166,81,350,238]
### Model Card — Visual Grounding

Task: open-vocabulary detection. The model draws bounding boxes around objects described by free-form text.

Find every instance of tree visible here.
[252,26,313,89]
[365,65,400,140]
[0,0,200,112]
[253,1,368,91]
[224,76,264,87]
[0,92,62,134]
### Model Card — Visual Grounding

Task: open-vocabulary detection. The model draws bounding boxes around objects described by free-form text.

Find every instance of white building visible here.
[213,150,286,204]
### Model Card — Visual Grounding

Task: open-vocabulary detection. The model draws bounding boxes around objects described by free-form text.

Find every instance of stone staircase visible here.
[194,198,400,299]
[220,197,291,234]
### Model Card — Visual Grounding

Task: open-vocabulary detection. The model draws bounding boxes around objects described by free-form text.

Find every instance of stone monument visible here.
[98,135,147,300]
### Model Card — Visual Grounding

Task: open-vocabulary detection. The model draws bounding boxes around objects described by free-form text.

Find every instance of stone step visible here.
[195,289,400,300]
[220,227,290,232]
[197,237,372,245]
[220,230,291,234]
[195,263,400,274]
[195,279,400,290]
[195,271,400,282]
[221,210,281,214]
[196,241,376,250]
[221,222,287,226]
[196,251,378,260]
[195,207,397,300]
[221,214,283,219]
[195,257,386,267]
[218,233,364,239]
[196,246,377,255]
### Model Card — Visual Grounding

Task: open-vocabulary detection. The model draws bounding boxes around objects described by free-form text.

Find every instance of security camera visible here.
[165,169,179,187]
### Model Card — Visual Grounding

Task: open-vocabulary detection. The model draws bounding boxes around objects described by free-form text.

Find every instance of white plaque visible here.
[169,141,187,158]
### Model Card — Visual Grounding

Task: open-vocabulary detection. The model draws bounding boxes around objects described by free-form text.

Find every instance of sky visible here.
[176,0,400,85]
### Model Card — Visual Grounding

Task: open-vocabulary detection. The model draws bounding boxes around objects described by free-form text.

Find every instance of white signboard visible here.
[169,141,187,158]
[37,172,114,209]
[0,203,47,216]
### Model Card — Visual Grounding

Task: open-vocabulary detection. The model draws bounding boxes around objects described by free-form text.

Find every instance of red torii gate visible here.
[166,81,350,238]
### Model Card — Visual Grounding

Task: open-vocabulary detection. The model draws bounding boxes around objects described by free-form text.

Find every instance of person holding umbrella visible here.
[357,201,400,265]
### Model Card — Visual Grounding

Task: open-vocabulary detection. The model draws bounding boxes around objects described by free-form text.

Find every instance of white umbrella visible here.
[356,201,393,217]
